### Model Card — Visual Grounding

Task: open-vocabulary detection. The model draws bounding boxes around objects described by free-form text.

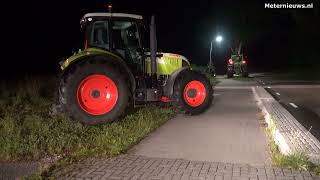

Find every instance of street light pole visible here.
[209,40,213,73]
[208,35,222,77]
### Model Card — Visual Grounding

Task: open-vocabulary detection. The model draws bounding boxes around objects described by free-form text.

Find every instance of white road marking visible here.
[276,92,280,95]
[289,103,298,108]
[267,85,320,89]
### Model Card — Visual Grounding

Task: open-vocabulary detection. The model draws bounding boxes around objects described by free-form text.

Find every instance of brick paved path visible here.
[52,155,319,180]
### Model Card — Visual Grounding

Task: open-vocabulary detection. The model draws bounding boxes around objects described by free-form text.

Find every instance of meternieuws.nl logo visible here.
[265,3,313,8]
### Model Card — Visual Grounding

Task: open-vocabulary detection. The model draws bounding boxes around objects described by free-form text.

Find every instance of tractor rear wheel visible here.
[241,65,249,77]
[58,57,131,125]
[227,71,234,78]
[172,70,213,115]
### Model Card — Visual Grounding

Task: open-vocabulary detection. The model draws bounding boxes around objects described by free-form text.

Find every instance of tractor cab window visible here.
[112,21,140,49]
[87,21,109,49]
[112,21,141,64]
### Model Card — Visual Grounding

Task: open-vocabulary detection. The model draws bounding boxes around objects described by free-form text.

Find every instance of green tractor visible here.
[226,42,249,78]
[58,13,213,125]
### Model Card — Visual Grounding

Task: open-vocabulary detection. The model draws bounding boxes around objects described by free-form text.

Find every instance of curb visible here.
[252,86,320,164]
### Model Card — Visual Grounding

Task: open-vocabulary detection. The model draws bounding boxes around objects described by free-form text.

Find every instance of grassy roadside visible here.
[0,76,175,178]
[262,115,320,175]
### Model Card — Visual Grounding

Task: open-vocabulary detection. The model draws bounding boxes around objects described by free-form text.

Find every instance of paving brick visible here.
[224,174,232,180]
[190,176,206,180]
[233,167,241,173]
[232,172,241,177]
[52,155,318,180]
[275,176,295,180]
[163,173,174,180]
[130,174,142,180]
[99,171,113,180]
[293,175,304,180]
[107,176,123,180]
[232,177,250,180]
[172,173,183,180]
[180,173,190,180]
[214,175,223,180]
[191,169,201,177]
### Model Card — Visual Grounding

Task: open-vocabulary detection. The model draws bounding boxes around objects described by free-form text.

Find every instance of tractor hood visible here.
[145,52,190,65]
[159,53,190,65]
[145,52,191,75]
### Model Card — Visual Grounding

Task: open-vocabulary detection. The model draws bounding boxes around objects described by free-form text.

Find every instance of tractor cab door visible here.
[111,21,143,72]
[86,21,110,50]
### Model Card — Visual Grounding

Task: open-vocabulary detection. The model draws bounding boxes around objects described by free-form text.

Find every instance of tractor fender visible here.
[61,49,136,93]
[163,66,190,96]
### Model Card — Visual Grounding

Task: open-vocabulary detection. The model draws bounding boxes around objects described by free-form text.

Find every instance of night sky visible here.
[13,0,319,77]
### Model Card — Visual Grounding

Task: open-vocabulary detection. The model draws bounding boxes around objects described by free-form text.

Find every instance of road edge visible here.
[251,86,320,164]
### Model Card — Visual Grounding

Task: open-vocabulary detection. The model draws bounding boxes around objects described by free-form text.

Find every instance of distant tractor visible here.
[58,12,213,125]
[226,42,249,78]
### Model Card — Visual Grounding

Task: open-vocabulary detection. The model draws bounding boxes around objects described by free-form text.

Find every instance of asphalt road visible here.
[256,74,320,141]
[131,76,271,165]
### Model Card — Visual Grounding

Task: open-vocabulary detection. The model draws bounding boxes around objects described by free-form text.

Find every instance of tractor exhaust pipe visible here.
[150,15,157,87]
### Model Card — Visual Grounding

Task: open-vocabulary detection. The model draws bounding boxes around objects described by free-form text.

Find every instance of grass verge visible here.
[264,116,320,175]
[0,76,175,178]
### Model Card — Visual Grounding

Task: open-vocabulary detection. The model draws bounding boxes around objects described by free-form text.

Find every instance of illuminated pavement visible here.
[131,76,270,165]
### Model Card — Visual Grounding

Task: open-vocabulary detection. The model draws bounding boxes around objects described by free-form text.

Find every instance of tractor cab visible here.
[81,13,145,71]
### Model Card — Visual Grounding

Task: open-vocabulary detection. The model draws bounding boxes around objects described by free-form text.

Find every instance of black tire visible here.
[227,71,234,78]
[172,70,213,115]
[58,57,131,125]
[241,65,249,77]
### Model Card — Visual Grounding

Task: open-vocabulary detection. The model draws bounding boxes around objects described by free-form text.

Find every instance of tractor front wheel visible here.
[172,71,213,115]
[58,57,131,125]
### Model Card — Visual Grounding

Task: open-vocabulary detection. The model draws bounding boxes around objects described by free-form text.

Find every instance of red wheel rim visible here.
[77,74,118,115]
[183,80,206,107]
